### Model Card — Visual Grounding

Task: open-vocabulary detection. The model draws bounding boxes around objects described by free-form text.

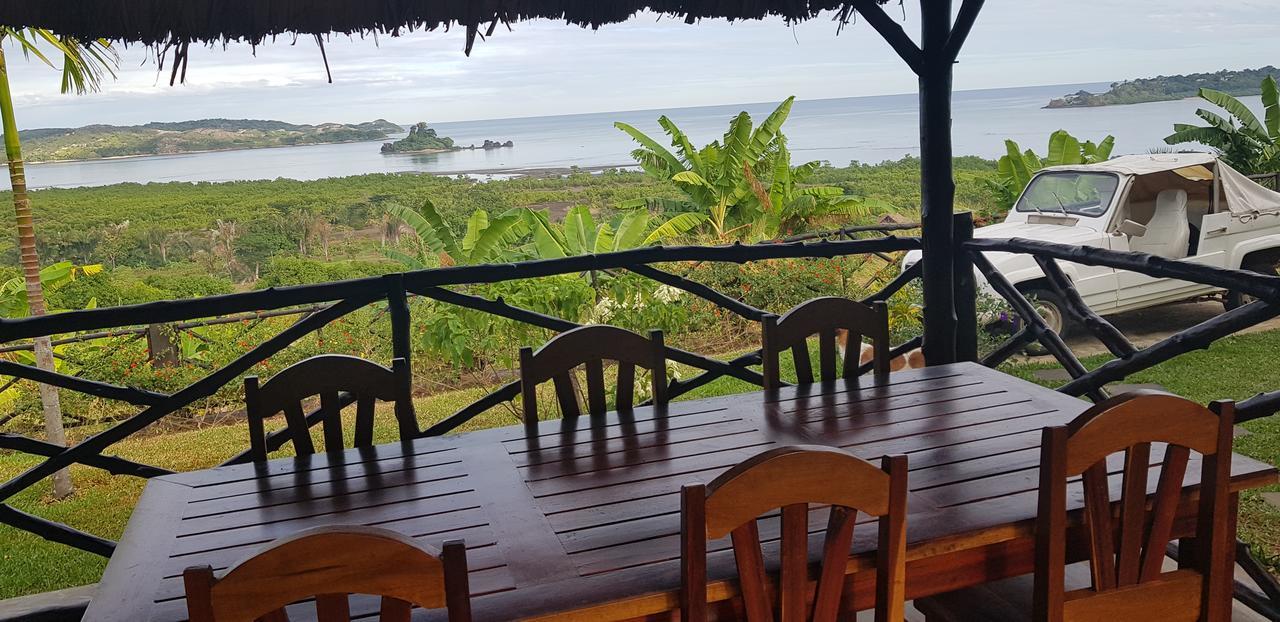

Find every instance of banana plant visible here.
[523,205,706,288]
[1165,75,1280,174]
[382,200,527,268]
[987,130,1116,211]
[743,139,883,240]
[0,261,102,317]
[524,206,706,259]
[616,97,796,239]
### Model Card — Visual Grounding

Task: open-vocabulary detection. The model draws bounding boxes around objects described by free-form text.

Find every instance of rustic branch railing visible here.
[965,236,1280,422]
[0,234,922,559]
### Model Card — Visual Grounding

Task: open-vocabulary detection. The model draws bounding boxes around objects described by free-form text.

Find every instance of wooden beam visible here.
[0,433,172,478]
[944,0,986,61]
[626,264,767,321]
[917,0,958,365]
[0,360,167,406]
[851,0,924,74]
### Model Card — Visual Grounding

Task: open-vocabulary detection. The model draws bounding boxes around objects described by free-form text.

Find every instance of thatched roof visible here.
[0,2,887,53]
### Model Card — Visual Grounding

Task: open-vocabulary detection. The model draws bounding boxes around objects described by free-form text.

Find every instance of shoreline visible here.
[10,136,397,167]
[24,162,643,190]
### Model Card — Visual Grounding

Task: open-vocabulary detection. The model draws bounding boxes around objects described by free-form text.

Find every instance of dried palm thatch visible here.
[0,1,897,82]
[0,1,894,52]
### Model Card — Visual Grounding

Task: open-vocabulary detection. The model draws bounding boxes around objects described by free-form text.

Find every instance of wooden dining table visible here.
[85,362,1277,621]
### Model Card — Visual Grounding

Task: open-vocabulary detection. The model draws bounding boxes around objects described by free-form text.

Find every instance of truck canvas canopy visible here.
[1042,153,1280,217]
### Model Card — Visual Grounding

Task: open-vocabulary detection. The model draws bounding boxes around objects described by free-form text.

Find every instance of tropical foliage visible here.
[0,261,101,317]
[986,130,1116,211]
[616,97,874,240]
[1164,75,1280,174]
[382,200,526,267]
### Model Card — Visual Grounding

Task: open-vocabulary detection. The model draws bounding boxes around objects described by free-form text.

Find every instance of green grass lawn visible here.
[2,331,1279,599]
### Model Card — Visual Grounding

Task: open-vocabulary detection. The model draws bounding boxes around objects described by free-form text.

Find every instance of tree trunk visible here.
[0,46,73,499]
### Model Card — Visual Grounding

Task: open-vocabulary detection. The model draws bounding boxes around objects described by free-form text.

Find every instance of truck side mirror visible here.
[1117,219,1148,237]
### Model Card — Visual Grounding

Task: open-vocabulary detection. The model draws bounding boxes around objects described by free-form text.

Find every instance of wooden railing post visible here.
[953,212,978,362]
[386,274,412,366]
[145,323,179,367]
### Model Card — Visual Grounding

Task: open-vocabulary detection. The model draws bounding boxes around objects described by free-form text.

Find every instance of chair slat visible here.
[812,506,856,622]
[1141,445,1191,581]
[315,593,350,622]
[378,598,411,622]
[779,504,809,622]
[840,331,863,380]
[818,327,837,382]
[282,402,315,456]
[1116,442,1151,585]
[791,343,813,385]
[730,521,772,622]
[353,396,375,448]
[585,359,607,416]
[1082,462,1117,591]
[616,363,635,411]
[552,372,581,419]
[320,391,344,453]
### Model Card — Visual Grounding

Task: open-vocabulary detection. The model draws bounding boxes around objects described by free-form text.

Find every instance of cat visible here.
[835,328,926,372]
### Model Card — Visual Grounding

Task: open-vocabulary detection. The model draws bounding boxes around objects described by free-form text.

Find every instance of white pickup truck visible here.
[905,153,1280,334]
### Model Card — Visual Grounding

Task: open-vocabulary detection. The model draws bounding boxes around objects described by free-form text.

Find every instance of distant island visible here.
[380,122,512,154]
[18,118,404,162]
[1045,65,1278,108]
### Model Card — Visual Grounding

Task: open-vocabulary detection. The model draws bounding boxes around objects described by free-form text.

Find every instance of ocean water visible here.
[10,82,1261,190]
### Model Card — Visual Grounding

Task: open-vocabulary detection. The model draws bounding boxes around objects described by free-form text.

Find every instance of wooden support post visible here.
[385,274,412,365]
[145,324,179,367]
[918,0,958,366]
[953,212,978,362]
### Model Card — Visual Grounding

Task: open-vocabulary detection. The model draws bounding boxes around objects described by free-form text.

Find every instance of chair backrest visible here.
[680,446,908,622]
[761,297,890,390]
[244,355,416,462]
[183,526,471,622]
[1032,391,1235,622]
[519,325,667,423]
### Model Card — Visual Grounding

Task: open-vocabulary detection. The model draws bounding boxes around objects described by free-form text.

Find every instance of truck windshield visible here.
[1015,172,1119,217]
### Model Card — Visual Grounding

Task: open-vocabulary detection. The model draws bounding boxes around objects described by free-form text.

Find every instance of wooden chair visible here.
[915,391,1237,622]
[680,445,908,622]
[519,325,667,423]
[761,297,890,390]
[183,525,471,622]
[245,354,416,462]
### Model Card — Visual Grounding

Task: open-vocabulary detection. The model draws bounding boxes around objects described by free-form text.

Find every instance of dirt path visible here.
[1056,299,1280,358]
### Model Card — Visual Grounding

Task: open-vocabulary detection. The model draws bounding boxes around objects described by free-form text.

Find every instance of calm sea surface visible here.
[10,82,1261,190]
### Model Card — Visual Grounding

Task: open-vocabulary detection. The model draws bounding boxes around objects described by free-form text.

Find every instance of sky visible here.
[5,0,1275,129]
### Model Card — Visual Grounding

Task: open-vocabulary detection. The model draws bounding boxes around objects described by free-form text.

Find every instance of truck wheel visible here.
[1225,255,1280,310]
[1020,288,1067,355]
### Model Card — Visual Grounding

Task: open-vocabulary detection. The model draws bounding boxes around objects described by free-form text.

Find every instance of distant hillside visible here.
[1046,66,1278,108]
[17,118,404,162]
